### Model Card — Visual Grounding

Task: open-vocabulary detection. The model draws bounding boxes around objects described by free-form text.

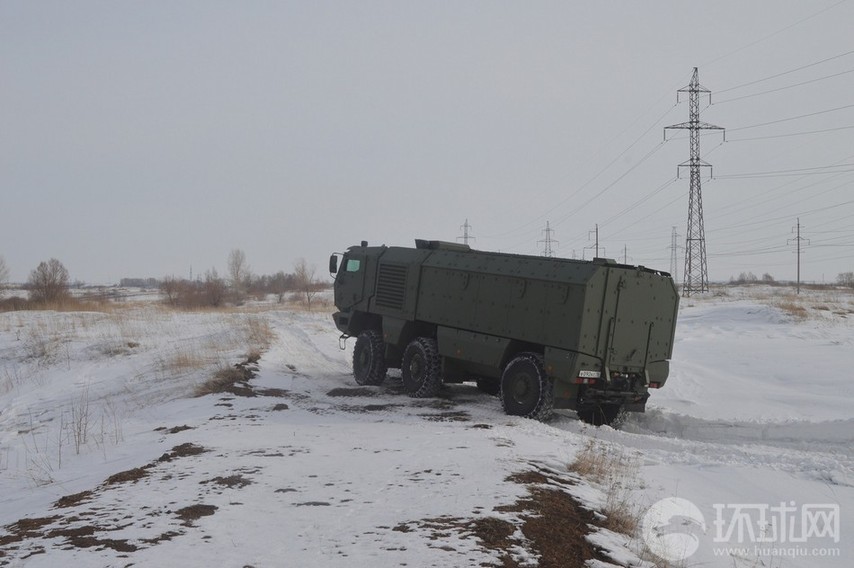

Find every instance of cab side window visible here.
[346,259,361,272]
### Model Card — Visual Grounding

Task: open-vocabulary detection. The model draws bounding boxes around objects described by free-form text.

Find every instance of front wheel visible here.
[352,330,387,386]
[500,353,553,421]
[401,337,442,398]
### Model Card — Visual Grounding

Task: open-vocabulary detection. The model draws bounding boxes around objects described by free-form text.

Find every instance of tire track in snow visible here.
[549,409,854,487]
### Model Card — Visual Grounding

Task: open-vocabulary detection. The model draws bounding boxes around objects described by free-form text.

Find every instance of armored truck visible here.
[329,240,679,425]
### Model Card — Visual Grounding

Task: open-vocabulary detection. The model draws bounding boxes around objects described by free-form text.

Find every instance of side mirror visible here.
[329,254,339,274]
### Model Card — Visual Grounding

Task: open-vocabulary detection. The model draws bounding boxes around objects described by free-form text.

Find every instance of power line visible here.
[700,0,849,69]
[482,101,679,241]
[715,176,854,230]
[554,142,669,229]
[608,188,687,240]
[728,103,854,132]
[716,164,854,179]
[711,197,854,234]
[727,124,854,142]
[712,154,854,217]
[715,67,854,104]
[500,140,671,255]
[716,47,854,94]
[599,177,678,229]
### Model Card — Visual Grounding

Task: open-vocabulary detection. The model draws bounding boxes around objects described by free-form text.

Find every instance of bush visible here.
[0,297,31,312]
[729,271,758,285]
[837,272,854,288]
[293,258,324,311]
[159,269,228,308]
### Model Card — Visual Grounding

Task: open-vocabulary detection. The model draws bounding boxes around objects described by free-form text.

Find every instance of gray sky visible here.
[2,1,853,285]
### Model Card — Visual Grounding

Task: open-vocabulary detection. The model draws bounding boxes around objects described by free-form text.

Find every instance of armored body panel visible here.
[331,240,678,424]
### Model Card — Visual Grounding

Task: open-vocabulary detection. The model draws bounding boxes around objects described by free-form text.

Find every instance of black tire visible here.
[476,377,500,396]
[352,330,387,386]
[577,403,622,426]
[500,353,553,421]
[401,337,442,398]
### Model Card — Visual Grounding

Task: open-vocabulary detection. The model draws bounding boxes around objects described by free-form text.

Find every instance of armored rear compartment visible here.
[331,240,678,425]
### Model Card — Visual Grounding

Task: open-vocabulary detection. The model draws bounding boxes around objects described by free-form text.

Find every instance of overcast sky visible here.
[2,1,853,285]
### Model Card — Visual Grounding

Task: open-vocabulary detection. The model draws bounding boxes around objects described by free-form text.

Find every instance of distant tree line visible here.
[160,252,326,309]
[728,272,776,285]
[725,271,854,289]
[0,251,329,312]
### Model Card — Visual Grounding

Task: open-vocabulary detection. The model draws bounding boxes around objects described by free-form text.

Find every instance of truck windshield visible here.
[346,259,361,272]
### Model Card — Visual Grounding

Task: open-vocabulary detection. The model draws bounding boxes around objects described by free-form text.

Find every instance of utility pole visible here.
[788,218,809,294]
[458,219,475,246]
[622,245,631,265]
[538,221,558,257]
[665,68,725,297]
[669,226,682,283]
[586,224,603,259]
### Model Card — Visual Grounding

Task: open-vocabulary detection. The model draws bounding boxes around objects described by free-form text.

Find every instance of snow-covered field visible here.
[0,287,852,567]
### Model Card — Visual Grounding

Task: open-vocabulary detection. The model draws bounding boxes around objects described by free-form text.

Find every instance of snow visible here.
[1,287,852,566]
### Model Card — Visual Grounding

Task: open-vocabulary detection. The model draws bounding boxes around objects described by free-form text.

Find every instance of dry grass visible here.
[243,316,274,351]
[0,297,118,314]
[163,351,210,374]
[568,439,643,535]
[193,360,257,398]
[193,366,246,397]
[776,298,809,319]
[1,300,282,489]
[284,294,333,312]
[2,299,280,390]
[766,289,854,321]
[706,285,854,323]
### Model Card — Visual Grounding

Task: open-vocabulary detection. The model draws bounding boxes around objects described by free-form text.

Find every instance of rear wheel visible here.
[402,337,442,398]
[352,330,387,386]
[500,353,553,421]
[577,403,622,426]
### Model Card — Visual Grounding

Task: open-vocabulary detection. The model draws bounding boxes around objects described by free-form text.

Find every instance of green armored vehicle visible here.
[329,240,679,425]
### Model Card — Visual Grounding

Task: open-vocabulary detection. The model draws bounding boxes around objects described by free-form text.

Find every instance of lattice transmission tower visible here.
[458,219,475,246]
[538,221,558,257]
[665,68,724,296]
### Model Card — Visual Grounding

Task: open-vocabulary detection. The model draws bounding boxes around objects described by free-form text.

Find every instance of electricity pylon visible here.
[538,221,558,257]
[665,68,724,296]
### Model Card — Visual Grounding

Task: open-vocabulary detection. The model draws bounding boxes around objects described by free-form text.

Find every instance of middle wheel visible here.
[401,337,442,398]
[500,352,554,421]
